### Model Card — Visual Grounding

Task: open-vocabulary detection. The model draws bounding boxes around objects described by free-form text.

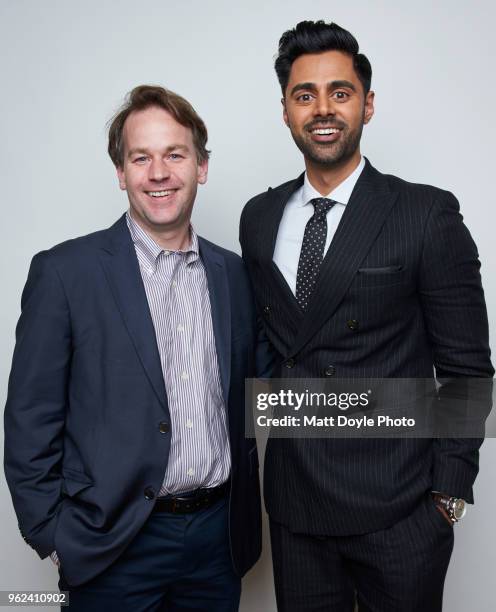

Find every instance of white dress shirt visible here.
[273,156,365,295]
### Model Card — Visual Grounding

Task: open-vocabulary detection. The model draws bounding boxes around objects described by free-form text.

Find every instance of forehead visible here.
[122,106,194,149]
[287,50,359,89]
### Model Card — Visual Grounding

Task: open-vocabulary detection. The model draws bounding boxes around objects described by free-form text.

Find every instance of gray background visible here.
[1,0,495,609]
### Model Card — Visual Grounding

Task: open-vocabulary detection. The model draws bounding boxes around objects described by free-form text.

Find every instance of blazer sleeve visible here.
[418,191,494,501]
[4,252,71,558]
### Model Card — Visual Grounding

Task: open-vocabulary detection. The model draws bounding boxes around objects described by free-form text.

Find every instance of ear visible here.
[116,166,127,190]
[197,158,208,185]
[363,90,375,125]
[282,97,289,127]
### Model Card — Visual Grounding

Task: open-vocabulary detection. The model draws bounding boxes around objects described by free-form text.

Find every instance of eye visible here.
[295,93,314,103]
[168,153,183,160]
[332,91,350,101]
[133,156,148,164]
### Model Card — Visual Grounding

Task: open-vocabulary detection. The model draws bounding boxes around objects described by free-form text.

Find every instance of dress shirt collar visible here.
[126,211,199,271]
[299,155,365,208]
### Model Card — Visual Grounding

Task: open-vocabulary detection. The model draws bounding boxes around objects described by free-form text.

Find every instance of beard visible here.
[289,117,364,167]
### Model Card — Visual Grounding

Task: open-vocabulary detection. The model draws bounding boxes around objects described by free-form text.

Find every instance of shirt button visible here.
[158,422,170,434]
[171,280,177,287]
[186,419,193,429]
[285,358,295,369]
[187,468,195,476]
[263,305,271,315]
[144,486,156,500]
[181,371,189,380]
[347,319,359,331]
[177,324,184,332]
[325,365,336,377]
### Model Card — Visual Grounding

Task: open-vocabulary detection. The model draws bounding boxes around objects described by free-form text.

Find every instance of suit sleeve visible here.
[419,192,494,502]
[4,252,71,558]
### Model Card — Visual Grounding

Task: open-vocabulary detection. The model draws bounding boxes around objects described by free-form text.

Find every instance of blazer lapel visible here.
[98,215,168,410]
[289,160,399,358]
[198,237,231,404]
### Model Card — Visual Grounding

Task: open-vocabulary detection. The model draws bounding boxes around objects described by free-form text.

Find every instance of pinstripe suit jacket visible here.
[240,158,494,536]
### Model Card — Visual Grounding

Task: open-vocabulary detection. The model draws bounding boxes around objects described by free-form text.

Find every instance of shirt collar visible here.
[299,155,365,208]
[126,211,199,270]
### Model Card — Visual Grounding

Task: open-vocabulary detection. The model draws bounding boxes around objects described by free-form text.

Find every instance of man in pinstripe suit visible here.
[5,85,271,611]
[240,21,493,611]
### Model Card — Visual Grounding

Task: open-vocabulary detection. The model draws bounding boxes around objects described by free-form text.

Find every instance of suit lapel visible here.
[259,174,304,263]
[289,160,399,357]
[198,238,231,404]
[98,215,168,410]
[262,174,305,317]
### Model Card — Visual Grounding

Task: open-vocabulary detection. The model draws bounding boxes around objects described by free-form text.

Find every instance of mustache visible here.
[305,119,347,131]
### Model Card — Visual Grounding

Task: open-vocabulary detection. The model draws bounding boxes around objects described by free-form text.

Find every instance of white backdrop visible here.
[1,1,495,609]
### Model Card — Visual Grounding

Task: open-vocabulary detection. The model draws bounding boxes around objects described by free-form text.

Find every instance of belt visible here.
[152,480,230,514]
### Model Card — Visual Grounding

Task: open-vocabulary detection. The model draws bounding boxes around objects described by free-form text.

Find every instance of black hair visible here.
[275,20,372,95]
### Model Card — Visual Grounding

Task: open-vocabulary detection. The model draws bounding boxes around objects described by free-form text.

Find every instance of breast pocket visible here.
[354,265,406,289]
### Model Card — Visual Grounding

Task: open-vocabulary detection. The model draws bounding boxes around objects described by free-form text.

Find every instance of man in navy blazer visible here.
[4,85,269,611]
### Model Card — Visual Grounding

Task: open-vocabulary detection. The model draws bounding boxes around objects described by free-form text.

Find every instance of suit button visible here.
[325,365,336,377]
[285,358,295,369]
[158,422,170,434]
[263,305,271,315]
[347,319,359,331]
[144,487,156,500]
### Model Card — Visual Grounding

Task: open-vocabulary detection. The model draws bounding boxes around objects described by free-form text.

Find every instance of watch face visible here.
[453,499,466,520]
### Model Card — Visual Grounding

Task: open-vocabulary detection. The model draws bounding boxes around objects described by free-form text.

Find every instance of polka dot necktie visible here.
[296,197,336,311]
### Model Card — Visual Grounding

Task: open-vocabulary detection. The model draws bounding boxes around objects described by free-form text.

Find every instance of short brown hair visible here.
[107,85,210,167]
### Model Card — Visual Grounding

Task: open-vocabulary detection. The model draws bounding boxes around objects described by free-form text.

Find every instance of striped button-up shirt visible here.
[126,212,231,495]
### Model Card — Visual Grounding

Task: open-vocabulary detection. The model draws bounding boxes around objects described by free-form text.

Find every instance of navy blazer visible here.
[4,214,270,586]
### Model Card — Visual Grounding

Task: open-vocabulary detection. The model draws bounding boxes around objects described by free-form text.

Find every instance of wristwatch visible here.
[432,492,467,523]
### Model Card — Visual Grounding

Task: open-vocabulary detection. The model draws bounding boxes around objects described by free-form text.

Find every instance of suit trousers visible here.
[58,497,240,612]
[269,494,454,612]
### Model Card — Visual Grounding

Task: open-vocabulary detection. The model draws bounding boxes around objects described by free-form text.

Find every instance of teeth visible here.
[148,190,172,197]
[312,128,340,135]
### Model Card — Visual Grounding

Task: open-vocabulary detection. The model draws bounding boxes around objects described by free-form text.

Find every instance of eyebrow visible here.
[127,144,190,158]
[289,80,357,97]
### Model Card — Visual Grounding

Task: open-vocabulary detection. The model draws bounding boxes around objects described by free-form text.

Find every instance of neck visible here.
[152,229,191,251]
[130,211,191,251]
[305,150,362,195]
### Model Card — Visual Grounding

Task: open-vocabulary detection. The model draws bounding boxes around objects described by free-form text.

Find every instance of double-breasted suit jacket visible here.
[240,158,493,536]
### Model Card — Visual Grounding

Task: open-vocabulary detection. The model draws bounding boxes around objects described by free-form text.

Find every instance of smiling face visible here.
[283,50,374,170]
[116,106,208,241]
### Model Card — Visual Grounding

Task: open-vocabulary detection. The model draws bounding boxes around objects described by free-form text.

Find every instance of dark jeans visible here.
[270,493,454,612]
[59,497,240,611]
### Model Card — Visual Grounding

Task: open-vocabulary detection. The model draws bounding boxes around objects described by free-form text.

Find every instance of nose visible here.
[313,92,334,119]
[148,158,171,182]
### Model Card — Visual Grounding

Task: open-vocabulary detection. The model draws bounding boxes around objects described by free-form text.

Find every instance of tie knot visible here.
[310,197,335,216]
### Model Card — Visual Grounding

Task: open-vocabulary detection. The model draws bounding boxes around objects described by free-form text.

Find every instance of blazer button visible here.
[158,422,170,434]
[325,365,336,377]
[263,305,271,315]
[347,319,359,331]
[285,358,295,369]
[144,486,156,500]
